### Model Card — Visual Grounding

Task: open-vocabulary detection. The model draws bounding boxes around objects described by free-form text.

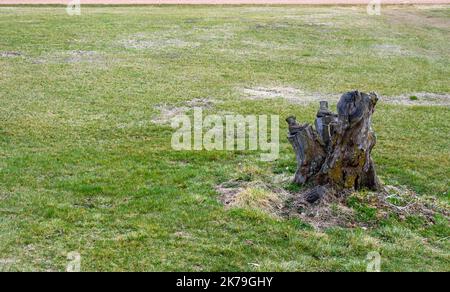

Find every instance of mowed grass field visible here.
[0,5,449,271]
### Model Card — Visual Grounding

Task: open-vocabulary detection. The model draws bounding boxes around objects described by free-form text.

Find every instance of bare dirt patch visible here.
[173,231,193,239]
[151,104,189,125]
[63,50,101,63]
[385,92,450,106]
[0,51,22,58]
[185,98,217,109]
[242,87,450,106]
[216,180,245,207]
[32,50,103,64]
[241,86,336,105]
[152,98,218,125]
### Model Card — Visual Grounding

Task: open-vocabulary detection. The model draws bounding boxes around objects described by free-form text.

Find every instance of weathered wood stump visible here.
[286,91,381,200]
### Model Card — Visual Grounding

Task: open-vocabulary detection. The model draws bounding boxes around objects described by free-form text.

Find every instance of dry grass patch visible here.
[217,181,288,218]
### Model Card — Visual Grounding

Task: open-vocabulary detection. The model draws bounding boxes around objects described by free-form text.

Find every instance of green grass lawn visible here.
[0,5,449,271]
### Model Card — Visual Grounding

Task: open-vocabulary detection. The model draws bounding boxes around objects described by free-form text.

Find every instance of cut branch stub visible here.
[286,91,381,192]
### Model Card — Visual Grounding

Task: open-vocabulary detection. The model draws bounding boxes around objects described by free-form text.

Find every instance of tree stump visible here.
[286,91,381,194]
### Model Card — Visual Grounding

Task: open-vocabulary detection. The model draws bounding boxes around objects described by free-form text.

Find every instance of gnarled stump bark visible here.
[286,91,381,194]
